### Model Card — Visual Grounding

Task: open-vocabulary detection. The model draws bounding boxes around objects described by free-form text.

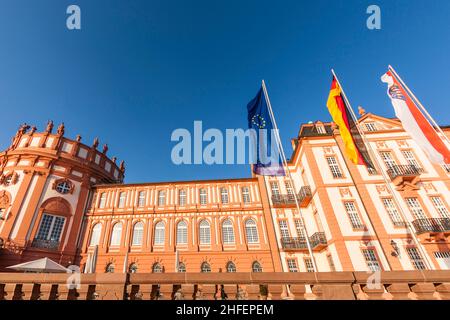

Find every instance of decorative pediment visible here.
[358,113,403,132]
[41,197,72,215]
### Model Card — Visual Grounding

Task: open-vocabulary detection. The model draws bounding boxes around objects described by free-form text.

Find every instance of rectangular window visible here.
[220,188,229,204]
[430,196,449,218]
[278,220,290,239]
[362,249,381,272]
[304,258,314,273]
[405,197,427,220]
[0,208,5,219]
[407,247,426,270]
[285,181,295,201]
[242,186,250,204]
[380,151,396,170]
[382,198,404,226]
[158,190,166,206]
[316,125,326,134]
[442,164,450,174]
[179,189,186,206]
[401,150,420,169]
[118,192,126,208]
[199,189,207,205]
[287,259,298,272]
[294,219,306,238]
[99,193,107,209]
[137,191,146,207]
[326,157,343,178]
[36,214,65,242]
[344,201,365,229]
[270,182,280,200]
[365,122,377,132]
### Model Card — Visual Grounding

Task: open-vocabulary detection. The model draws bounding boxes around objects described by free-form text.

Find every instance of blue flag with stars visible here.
[247,86,285,176]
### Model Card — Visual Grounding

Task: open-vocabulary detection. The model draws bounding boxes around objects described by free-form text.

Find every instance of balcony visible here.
[387,165,423,187]
[280,232,327,251]
[31,239,60,251]
[271,186,312,208]
[412,218,450,237]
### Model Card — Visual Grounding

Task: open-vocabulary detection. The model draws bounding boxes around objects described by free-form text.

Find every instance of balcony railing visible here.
[412,218,450,235]
[31,239,60,250]
[280,232,327,251]
[271,186,312,208]
[387,165,423,180]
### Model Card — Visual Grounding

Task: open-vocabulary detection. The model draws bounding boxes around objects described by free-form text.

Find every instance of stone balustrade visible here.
[0,271,449,300]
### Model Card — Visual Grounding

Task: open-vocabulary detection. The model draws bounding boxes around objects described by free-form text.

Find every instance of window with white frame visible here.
[179,189,186,206]
[285,181,295,200]
[178,262,186,273]
[220,188,229,204]
[154,221,165,245]
[382,198,405,226]
[89,224,102,246]
[344,201,364,229]
[405,197,427,220]
[132,222,144,246]
[201,262,211,273]
[362,249,381,272]
[242,186,251,204]
[406,247,426,270]
[278,220,290,239]
[152,263,163,273]
[137,191,146,207]
[270,182,280,196]
[118,192,126,208]
[294,219,306,238]
[55,180,72,194]
[401,150,420,169]
[199,188,207,205]
[176,220,188,245]
[158,190,166,206]
[106,263,115,273]
[365,122,377,132]
[129,263,138,273]
[99,192,107,208]
[379,151,396,170]
[199,220,211,244]
[245,219,259,243]
[222,219,235,244]
[110,223,122,246]
[304,258,314,272]
[326,156,343,178]
[430,196,449,218]
[226,261,236,273]
[35,214,65,242]
[287,259,298,272]
[252,261,263,272]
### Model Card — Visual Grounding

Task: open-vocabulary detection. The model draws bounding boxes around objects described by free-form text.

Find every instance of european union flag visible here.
[247,86,285,176]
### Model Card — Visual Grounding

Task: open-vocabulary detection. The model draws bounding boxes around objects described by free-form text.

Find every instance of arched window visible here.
[110,222,122,246]
[245,219,259,243]
[199,220,211,244]
[90,223,102,246]
[154,221,165,245]
[152,263,163,273]
[222,219,235,244]
[226,261,236,273]
[201,262,211,273]
[129,263,138,273]
[178,262,186,273]
[132,222,144,246]
[252,261,263,273]
[176,220,188,244]
[106,263,115,273]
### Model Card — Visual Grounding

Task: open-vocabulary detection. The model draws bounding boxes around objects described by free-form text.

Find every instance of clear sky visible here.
[0,0,449,183]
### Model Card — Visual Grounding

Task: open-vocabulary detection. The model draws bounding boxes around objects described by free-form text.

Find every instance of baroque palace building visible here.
[1,110,450,275]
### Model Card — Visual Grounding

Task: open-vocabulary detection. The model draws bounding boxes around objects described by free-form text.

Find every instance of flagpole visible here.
[332,69,434,270]
[261,80,318,273]
[388,65,450,146]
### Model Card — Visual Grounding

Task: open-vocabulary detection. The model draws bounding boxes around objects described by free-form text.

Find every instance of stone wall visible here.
[0,271,449,300]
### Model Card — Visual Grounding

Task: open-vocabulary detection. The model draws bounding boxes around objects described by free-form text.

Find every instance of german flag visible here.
[326,76,374,169]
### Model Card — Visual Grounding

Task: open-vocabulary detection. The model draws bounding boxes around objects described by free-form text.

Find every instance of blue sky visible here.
[0,1,449,183]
